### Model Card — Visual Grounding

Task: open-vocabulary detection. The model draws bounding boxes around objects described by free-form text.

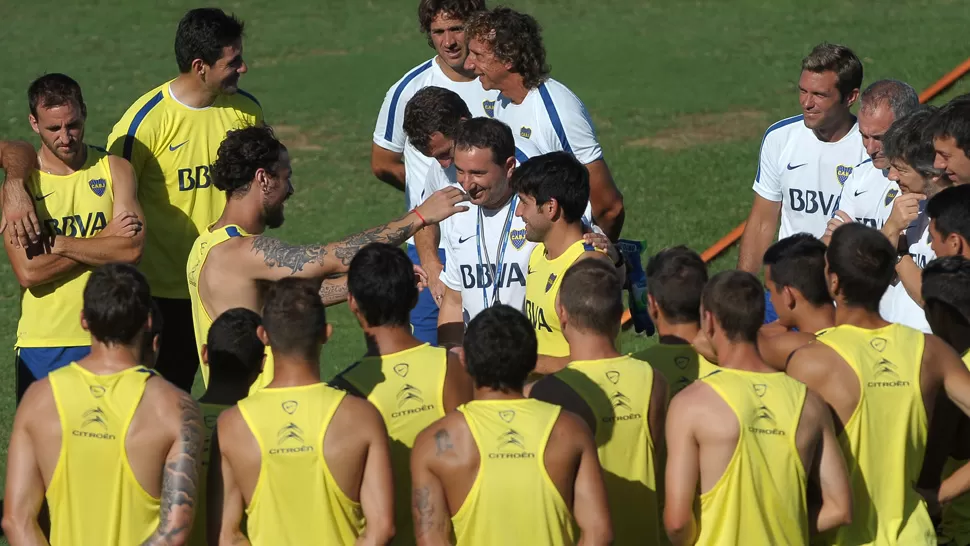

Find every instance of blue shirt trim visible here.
[237,88,261,108]
[123,91,164,161]
[538,83,572,154]
[855,157,873,168]
[384,60,434,142]
[582,242,595,252]
[225,226,242,237]
[755,114,804,183]
[514,147,530,165]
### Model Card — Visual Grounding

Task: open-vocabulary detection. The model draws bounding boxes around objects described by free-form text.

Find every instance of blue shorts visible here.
[764,290,779,324]
[17,346,91,402]
[407,244,447,346]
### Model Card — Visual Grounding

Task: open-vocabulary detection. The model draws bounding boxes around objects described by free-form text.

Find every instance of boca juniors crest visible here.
[545,273,557,292]
[509,228,527,250]
[520,126,532,139]
[835,165,853,187]
[482,99,495,118]
[885,188,899,206]
[88,178,107,197]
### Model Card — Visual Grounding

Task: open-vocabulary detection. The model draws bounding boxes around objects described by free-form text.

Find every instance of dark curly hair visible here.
[211,125,287,198]
[403,86,471,154]
[466,7,549,89]
[418,0,486,48]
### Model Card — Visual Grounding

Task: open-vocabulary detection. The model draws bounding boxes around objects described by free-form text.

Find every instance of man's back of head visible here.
[403,86,471,158]
[763,234,832,322]
[928,184,970,258]
[463,305,537,393]
[348,243,418,329]
[922,256,970,353]
[82,263,153,351]
[826,223,895,312]
[558,259,623,340]
[701,270,765,348]
[645,246,708,327]
[859,79,919,119]
[261,278,328,364]
[205,308,264,391]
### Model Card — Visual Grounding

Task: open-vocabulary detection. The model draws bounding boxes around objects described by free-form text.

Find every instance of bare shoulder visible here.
[551,408,594,449]
[413,411,471,466]
[669,377,715,413]
[106,153,134,176]
[16,377,55,425]
[924,332,958,357]
[333,392,385,434]
[414,412,468,451]
[760,330,817,370]
[144,376,201,426]
[787,339,840,370]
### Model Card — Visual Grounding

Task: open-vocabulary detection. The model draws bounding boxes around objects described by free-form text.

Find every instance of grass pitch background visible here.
[0,0,968,525]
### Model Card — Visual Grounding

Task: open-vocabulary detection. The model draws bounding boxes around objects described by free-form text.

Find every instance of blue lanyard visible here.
[476,195,517,310]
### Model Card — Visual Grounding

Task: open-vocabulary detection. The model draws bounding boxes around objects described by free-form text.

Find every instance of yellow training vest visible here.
[525,239,598,358]
[188,402,229,546]
[339,343,447,544]
[633,343,717,397]
[238,383,364,545]
[16,146,114,349]
[47,363,160,545]
[453,399,575,545]
[186,223,273,392]
[556,355,661,545]
[939,351,970,546]
[818,324,935,546]
[697,368,809,546]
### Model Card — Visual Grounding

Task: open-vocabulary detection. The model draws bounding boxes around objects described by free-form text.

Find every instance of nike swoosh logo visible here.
[458,235,474,244]
[34,191,54,201]
[169,140,189,152]
[854,190,867,197]
[787,163,807,170]
[528,267,535,274]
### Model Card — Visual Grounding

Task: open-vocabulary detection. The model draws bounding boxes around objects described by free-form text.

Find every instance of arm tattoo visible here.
[434,430,454,457]
[331,214,415,266]
[413,486,436,537]
[251,236,326,275]
[142,395,204,546]
[320,277,348,306]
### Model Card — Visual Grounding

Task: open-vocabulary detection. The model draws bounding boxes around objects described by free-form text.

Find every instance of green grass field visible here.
[1,0,969,538]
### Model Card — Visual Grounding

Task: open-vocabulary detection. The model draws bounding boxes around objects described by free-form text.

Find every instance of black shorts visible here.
[152,297,199,392]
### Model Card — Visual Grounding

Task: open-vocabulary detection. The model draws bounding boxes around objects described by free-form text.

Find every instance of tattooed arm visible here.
[321,275,349,306]
[410,424,454,546]
[141,392,204,546]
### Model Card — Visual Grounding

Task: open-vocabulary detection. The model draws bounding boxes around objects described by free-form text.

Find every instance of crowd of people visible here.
[0,1,969,545]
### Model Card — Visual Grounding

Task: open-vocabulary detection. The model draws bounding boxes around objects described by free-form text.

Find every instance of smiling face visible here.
[261,150,293,229]
[454,145,514,208]
[799,70,851,132]
[429,13,469,73]
[464,37,510,92]
[934,136,970,185]
[204,39,248,95]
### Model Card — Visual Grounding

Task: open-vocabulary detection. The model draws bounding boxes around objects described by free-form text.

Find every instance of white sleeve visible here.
[441,230,462,291]
[541,85,603,165]
[752,129,783,202]
[372,79,411,153]
[418,164,451,205]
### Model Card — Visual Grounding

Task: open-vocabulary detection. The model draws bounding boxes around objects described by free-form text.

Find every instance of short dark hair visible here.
[262,278,327,358]
[403,86,472,155]
[28,73,86,119]
[212,125,287,198]
[927,184,970,244]
[827,223,895,312]
[922,257,970,352]
[463,305,536,391]
[510,151,588,223]
[418,0,486,47]
[83,264,152,345]
[645,246,708,324]
[207,308,264,384]
[929,95,970,160]
[763,234,831,307]
[175,8,245,73]
[149,300,164,340]
[454,117,515,166]
[801,43,864,101]
[883,106,944,180]
[859,79,919,119]
[559,259,623,336]
[348,243,417,328]
[466,8,549,89]
[701,270,765,343]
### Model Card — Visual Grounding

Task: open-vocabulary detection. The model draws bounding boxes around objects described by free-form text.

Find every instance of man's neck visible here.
[482,186,515,211]
[502,74,531,105]
[657,321,700,346]
[362,327,423,357]
[265,353,322,388]
[198,382,252,406]
[170,73,220,109]
[543,222,584,260]
[435,56,476,83]
[567,332,621,362]
[81,341,143,374]
[812,113,854,143]
[834,302,890,329]
[39,144,86,175]
[713,340,775,373]
[474,386,524,401]
[212,199,266,235]
[794,304,836,334]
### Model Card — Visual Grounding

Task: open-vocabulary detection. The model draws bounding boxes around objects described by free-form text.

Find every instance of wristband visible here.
[412,209,427,227]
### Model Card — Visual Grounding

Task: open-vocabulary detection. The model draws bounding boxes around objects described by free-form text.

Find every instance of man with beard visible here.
[2,74,144,401]
[186,125,468,391]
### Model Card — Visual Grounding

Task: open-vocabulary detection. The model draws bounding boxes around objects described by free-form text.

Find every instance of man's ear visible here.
[29,114,40,135]
[647,293,660,322]
[783,285,798,310]
[257,325,270,346]
[321,323,334,345]
[843,87,861,108]
[555,294,568,331]
[201,344,210,366]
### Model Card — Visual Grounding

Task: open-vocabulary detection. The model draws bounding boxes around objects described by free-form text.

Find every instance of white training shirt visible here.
[835,159,899,229]
[880,217,934,333]
[753,115,868,239]
[373,57,498,246]
[492,78,603,166]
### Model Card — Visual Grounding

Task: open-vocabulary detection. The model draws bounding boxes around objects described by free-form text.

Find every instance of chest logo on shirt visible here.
[73,406,115,440]
[835,165,853,187]
[89,385,106,398]
[885,189,899,207]
[870,337,887,352]
[483,100,495,118]
[510,228,527,250]
[520,126,532,139]
[88,178,107,197]
[282,400,299,414]
[394,363,409,377]
[674,356,690,370]
[545,273,558,292]
[606,370,620,384]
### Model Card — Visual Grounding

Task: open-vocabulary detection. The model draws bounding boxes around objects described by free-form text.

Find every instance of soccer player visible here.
[464,7,625,240]
[516,152,614,375]
[785,223,970,544]
[931,95,970,185]
[104,8,262,391]
[878,107,950,333]
[738,43,867,274]
[373,0,495,344]
[664,270,852,545]
[928,184,970,259]
[531,259,668,544]
[410,304,613,545]
[632,246,715,396]
[3,74,145,402]
[2,264,203,545]
[825,79,919,235]
[330,243,473,542]
[192,308,263,546]
[186,125,468,390]
[759,234,835,368]
[211,278,395,545]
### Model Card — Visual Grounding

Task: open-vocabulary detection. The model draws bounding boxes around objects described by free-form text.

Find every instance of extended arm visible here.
[585,159,624,241]
[570,416,613,546]
[411,428,452,546]
[664,394,700,546]
[213,418,251,546]
[436,286,464,349]
[413,225,445,305]
[371,144,406,192]
[737,194,781,274]
[0,140,41,248]
[809,395,853,534]
[357,410,396,546]
[142,393,204,546]
[1,385,50,546]
[321,275,349,306]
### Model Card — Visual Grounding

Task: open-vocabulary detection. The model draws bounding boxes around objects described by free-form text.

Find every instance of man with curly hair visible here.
[464,7,625,240]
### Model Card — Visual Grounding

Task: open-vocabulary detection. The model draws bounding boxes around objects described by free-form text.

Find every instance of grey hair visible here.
[859,79,919,119]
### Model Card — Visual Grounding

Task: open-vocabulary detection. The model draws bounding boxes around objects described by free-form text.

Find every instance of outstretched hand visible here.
[415,187,470,225]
